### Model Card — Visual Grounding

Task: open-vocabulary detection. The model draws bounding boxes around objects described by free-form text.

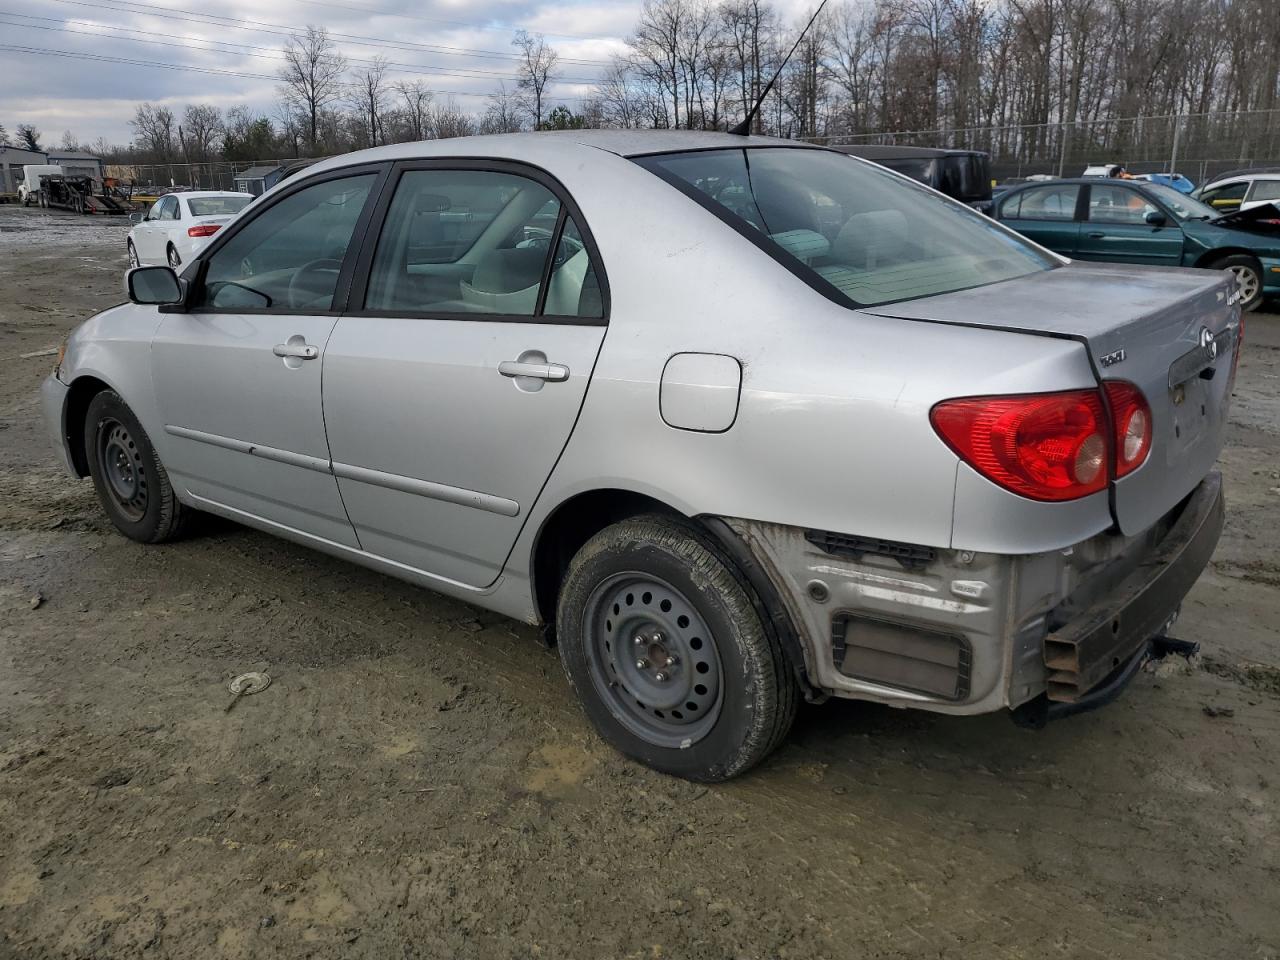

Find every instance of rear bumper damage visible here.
[722,471,1224,718]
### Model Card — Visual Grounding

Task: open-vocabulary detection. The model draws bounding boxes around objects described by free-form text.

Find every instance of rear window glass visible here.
[187,196,252,217]
[636,148,1054,308]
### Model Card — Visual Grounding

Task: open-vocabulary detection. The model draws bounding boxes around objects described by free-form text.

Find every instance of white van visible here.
[18,165,64,205]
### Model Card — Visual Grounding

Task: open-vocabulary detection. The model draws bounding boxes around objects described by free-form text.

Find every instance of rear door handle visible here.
[273,342,319,360]
[498,360,569,382]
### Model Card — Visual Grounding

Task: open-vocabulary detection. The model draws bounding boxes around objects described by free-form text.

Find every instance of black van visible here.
[832,145,993,213]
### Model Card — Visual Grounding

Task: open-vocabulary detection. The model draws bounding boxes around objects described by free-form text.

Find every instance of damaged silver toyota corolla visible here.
[42,132,1236,781]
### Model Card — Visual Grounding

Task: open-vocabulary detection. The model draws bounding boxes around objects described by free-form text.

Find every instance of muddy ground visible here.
[0,204,1277,959]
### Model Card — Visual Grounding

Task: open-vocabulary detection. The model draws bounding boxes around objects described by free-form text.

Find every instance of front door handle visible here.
[498,360,569,382]
[1087,231,1106,238]
[273,341,319,360]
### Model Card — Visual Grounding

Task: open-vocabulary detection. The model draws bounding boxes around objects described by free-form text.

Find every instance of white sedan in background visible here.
[127,191,254,268]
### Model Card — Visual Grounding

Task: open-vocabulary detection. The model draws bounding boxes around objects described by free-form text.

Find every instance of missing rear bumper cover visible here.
[832,614,971,701]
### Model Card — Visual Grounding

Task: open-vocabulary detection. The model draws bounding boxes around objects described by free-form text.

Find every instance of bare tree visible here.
[279,26,348,150]
[0,122,9,147]
[15,123,42,152]
[350,56,390,147]
[59,130,81,151]
[512,30,560,128]
[129,105,173,161]
[393,79,433,141]
[482,82,524,133]
[182,105,224,162]
[430,98,477,139]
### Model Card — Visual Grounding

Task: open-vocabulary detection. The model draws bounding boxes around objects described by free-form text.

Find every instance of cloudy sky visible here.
[0,0,817,149]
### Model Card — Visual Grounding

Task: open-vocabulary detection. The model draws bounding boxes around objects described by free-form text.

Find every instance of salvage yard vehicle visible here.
[995,177,1280,311]
[43,132,1236,781]
[1193,170,1280,214]
[832,144,994,212]
[127,191,254,268]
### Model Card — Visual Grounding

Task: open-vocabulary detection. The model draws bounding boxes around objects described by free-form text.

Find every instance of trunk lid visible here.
[865,262,1240,535]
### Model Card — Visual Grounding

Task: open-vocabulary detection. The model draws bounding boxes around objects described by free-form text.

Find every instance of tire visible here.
[556,515,797,782]
[84,390,192,544]
[1210,253,1264,313]
[127,240,140,269]
[166,244,181,268]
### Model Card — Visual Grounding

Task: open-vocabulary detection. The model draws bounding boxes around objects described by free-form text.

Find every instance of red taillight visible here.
[1103,381,1152,477]
[931,390,1110,501]
[187,224,221,238]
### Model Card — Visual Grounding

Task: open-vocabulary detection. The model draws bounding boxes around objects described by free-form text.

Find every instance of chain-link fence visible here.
[102,159,308,197]
[816,109,1280,183]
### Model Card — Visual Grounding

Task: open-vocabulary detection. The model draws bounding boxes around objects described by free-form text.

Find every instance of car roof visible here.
[175,191,254,199]
[301,131,823,179]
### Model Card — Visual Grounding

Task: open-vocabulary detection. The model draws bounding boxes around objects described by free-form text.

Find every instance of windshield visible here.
[636,148,1055,308]
[188,196,252,217]
[1144,183,1216,220]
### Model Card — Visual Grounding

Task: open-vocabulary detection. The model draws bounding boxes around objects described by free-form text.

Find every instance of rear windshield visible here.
[188,196,252,217]
[636,148,1054,308]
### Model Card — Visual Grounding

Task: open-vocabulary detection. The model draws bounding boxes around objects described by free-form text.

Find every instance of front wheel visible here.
[1212,253,1264,313]
[556,515,797,782]
[127,240,140,268]
[84,390,192,543]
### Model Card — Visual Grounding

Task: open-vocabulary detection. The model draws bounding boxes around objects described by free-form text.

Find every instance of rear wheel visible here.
[84,390,192,543]
[556,515,797,781]
[1210,253,1263,312]
[166,244,181,268]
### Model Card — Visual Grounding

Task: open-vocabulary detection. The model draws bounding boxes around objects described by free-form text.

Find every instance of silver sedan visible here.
[42,132,1236,781]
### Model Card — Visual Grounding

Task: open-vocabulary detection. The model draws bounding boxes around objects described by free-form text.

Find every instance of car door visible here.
[150,166,384,545]
[996,184,1082,255]
[1075,183,1185,265]
[321,162,608,587]
[139,196,172,262]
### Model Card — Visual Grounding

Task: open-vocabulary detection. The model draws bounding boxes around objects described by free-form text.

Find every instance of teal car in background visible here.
[994,178,1280,311]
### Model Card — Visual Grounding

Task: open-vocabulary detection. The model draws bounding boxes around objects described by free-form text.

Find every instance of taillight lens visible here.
[187,224,221,238]
[931,390,1110,501]
[1104,381,1152,477]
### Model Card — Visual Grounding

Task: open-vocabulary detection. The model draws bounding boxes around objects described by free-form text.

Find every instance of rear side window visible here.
[1009,185,1080,221]
[193,174,375,313]
[638,148,1054,308]
[1250,180,1280,202]
[364,169,602,319]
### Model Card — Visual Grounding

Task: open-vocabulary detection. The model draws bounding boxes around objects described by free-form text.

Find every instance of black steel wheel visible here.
[557,515,797,781]
[84,390,192,543]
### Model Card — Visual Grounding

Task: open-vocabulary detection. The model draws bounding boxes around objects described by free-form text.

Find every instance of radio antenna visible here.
[729,0,831,136]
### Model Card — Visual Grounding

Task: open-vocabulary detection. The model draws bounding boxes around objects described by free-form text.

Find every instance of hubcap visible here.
[127,243,138,267]
[168,248,180,267]
[584,573,723,748]
[98,420,147,521]
[1229,264,1259,303]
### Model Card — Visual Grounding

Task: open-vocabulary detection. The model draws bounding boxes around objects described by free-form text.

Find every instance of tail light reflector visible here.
[931,382,1154,502]
[1103,381,1152,477]
[187,224,221,238]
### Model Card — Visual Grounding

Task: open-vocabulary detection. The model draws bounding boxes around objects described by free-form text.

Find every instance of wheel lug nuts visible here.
[635,659,649,670]
[651,631,664,644]
[665,655,678,667]
[655,672,668,682]
[633,634,646,647]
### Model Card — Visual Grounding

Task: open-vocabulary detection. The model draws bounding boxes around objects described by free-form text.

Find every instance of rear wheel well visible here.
[64,376,111,477]
[531,490,681,628]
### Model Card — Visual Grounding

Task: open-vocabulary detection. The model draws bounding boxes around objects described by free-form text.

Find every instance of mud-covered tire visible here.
[84,390,192,543]
[556,514,797,782]
[1210,253,1264,313]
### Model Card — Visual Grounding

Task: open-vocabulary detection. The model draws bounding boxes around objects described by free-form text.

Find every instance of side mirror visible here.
[128,212,144,224]
[1144,210,1167,227]
[127,266,183,305]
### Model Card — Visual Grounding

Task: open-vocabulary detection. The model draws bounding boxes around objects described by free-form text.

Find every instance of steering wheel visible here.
[287,258,342,309]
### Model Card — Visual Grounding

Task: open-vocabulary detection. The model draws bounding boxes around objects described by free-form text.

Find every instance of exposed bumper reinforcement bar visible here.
[1011,634,1200,728]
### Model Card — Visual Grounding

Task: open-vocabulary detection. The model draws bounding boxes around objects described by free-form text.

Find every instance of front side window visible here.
[638,148,1054,307]
[193,174,375,313]
[364,169,601,318]
[1199,181,1248,209]
[1088,185,1159,224]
